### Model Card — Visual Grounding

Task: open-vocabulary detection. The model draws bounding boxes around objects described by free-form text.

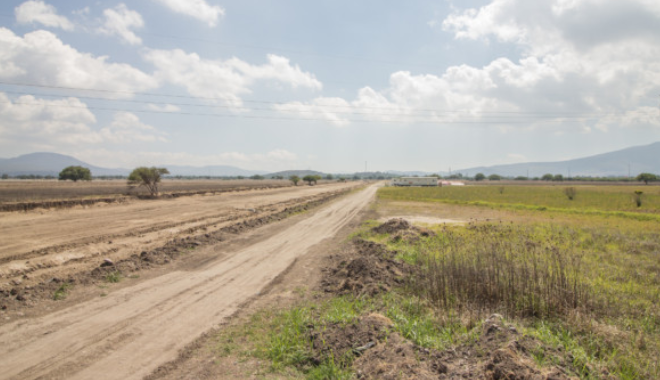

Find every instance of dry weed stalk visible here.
[415,224,591,319]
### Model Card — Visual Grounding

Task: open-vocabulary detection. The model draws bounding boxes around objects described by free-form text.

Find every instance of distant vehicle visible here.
[391,177,438,186]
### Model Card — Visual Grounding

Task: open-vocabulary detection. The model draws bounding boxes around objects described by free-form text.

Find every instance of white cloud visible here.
[98,4,144,45]
[273,97,352,127]
[76,149,299,169]
[100,112,168,143]
[15,1,74,31]
[143,50,322,109]
[0,92,98,145]
[284,0,660,132]
[0,28,158,98]
[152,0,225,27]
[147,103,181,112]
[0,93,166,147]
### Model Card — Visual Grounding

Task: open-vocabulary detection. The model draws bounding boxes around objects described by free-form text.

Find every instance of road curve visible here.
[0,184,377,380]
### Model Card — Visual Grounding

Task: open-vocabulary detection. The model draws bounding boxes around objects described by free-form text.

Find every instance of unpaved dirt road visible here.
[0,184,378,380]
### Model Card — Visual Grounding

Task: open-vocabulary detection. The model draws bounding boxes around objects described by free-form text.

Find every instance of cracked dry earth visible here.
[0,182,377,380]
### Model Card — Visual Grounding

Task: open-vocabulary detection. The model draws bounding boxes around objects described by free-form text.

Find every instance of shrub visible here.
[127,167,169,197]
[564,187,577,200]
[59,166,92,182]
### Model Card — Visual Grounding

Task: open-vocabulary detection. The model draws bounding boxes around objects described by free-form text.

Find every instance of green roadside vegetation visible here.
[203,185,660,379]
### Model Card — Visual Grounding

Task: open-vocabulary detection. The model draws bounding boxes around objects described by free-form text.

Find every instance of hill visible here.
[456,142,660,178]
[0,153,126,177]
[0,153,266,177]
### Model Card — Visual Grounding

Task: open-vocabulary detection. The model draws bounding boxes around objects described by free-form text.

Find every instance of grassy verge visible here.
[201,186,660,379]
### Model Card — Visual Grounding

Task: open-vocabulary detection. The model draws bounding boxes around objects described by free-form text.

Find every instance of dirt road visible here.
[0,184,378,379]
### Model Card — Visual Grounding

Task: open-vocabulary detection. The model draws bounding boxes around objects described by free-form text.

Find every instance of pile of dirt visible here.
[309,313,576,380]
[321,238,411,297]
[373,218,436,243]
[308,313,394,366]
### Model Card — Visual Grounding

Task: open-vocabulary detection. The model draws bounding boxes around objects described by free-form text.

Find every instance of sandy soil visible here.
[0,183,357,283]
[0,183,378,380]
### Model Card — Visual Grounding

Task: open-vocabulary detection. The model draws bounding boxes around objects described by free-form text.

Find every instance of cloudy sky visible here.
[0,0,659,173]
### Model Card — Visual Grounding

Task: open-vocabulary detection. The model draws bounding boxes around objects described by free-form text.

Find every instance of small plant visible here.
[105,271,122,283]
[498,186,505,194]
[634,191,643,207]
[564,187,577,200]
[53,283,72,300]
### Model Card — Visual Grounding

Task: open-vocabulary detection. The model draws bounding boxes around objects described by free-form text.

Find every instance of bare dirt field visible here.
[0,179,307,211]
[0,182,377,379]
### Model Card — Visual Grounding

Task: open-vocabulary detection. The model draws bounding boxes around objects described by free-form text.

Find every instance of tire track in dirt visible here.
[0,184,356,281]
[0,184,378,380]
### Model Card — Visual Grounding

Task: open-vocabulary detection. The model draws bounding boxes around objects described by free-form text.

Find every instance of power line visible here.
[0,100,592,125]
[0,81,639,118]
[1,89,617,120]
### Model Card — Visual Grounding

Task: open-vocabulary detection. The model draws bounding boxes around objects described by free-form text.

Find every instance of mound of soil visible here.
[321,238,411,297]
[373,218,436,244]
[309,312,576,380]
[372,218,413,234]
[308,313,394,366]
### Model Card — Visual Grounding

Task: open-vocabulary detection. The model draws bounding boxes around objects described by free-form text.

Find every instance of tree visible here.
[553,174,564,182]
[127,167,169,197]
[541,173,554,181]
[289,175,300,186]
[325,174,334,180]
[474,173,486,181]
[636,173,658,185]
[488,174,502,181]
[59,166,92,182]
[1,174,8,180]
[250,174,265,180]
[303,175,321,185]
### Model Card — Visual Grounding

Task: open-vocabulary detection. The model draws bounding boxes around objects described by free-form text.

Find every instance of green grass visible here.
[53,282,72,300]
[378,185,660,220]
[105,271,122,283]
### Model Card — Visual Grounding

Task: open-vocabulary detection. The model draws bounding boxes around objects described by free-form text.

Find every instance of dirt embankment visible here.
[0,184,294,212]
[0,187,352,321]
[309,219,577,379]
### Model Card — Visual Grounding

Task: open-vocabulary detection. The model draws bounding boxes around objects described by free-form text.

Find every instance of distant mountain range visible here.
[0,153,265,177]
[455,142,660,178]
[1,142,658,178]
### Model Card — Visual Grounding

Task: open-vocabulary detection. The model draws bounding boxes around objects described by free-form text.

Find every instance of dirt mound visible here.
[308,313,394,366]
[373,218,436,243]
[372,218,413,234]
[321,238,411,297]
[310,312,576,379]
